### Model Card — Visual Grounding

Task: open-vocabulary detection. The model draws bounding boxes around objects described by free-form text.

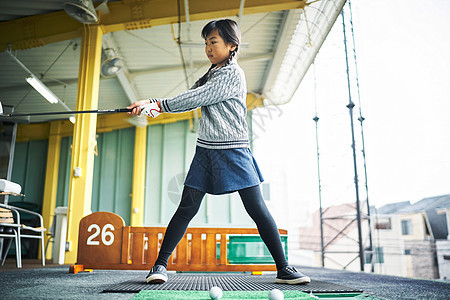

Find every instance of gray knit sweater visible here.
[159,61,249,149]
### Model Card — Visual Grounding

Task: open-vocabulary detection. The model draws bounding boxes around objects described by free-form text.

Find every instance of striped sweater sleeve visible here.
[159,66,241,113]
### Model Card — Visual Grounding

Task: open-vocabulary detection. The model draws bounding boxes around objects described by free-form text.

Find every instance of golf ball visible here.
[268,288,284,300]
[209,286,223,299]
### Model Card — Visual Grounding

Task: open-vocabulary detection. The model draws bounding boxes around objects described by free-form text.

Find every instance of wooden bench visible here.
[75,211,286,272]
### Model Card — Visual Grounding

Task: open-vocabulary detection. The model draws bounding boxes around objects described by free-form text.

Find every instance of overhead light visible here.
[64,0,98,24]
[25,74,60,104]
[7,49,62,105]
[7,48,73,119]
[69,116,76,124]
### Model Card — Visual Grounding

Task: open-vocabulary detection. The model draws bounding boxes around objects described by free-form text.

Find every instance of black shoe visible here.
[145,265,168,284]
[275,266,311,285]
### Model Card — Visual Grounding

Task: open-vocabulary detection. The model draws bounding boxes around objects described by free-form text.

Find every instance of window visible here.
[401,219,413,235]
[365,247,384,264]
[404,249,411,255]
[375,218,392,230]
[423,216,431,235]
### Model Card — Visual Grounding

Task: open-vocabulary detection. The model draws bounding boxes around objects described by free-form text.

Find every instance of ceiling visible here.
[0,0,346,124]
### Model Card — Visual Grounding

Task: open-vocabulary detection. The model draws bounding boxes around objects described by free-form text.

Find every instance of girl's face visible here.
[205,30,236,67]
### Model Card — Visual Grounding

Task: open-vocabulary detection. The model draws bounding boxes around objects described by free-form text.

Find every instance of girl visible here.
[128,19,310,285]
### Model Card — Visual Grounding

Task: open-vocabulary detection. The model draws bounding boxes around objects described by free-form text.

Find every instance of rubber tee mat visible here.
[102,273,363,294]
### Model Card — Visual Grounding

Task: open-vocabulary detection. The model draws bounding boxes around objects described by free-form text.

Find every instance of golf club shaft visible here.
[4,108,132,117]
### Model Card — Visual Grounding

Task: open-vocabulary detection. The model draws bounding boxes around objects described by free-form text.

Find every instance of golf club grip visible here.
[115,108,133,113]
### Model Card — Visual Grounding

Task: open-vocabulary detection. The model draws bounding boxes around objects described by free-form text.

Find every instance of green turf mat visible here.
[132,289,315,299]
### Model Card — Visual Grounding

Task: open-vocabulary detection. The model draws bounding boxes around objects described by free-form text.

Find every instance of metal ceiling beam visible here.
[262,9,295,96]
[0,0,308,51]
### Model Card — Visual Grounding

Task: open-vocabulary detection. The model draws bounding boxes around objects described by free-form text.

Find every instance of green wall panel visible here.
[10,141,27,187]
[145,121,198,226]
[91,127,135,225]
[56,128,135,225]
[56,136,72,208]
[11,140,48,211]
[162,121,189,222]
[146,124,163,224]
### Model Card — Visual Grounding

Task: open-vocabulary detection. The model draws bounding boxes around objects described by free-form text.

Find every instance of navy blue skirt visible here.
[184,146,264,195]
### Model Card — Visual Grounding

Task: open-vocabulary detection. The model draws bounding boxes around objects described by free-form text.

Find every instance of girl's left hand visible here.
[141,101,162,118]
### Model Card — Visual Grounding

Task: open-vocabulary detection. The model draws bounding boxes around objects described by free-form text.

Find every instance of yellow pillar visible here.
[65,24,103,264]
[130,126,147,226]
[41,121,62,260]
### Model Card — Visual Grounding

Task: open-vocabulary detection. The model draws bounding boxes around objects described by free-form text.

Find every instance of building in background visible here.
[435,202,450,281]
[299,194,450,280]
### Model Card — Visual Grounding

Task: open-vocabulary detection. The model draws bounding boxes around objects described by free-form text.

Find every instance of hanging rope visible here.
[312,60,325,267]
[177,0,190,89]
[341,6,366,272]
[347,0,376,273]
[347,0,363,117]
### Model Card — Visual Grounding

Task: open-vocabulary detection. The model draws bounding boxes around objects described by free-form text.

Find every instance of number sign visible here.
[77,212,125,267]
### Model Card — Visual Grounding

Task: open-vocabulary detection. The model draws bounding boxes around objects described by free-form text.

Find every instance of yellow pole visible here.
[41,120,63,260]
[130,125,147,226]
[65,24,103,264]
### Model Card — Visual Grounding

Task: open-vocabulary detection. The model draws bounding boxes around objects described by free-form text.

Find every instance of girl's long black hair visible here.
[196,19,241,87]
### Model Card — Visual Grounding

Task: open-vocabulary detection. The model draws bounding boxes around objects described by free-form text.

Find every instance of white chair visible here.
[0,203,46,267]
[0,206,22,268]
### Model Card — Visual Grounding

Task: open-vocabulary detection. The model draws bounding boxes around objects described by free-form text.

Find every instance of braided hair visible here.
[196,19,241,87]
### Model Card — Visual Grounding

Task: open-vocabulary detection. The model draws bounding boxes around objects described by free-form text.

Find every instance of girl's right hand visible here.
[127,99,150,116]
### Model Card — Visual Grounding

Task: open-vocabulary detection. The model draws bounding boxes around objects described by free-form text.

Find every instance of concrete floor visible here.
[0,259,449,299]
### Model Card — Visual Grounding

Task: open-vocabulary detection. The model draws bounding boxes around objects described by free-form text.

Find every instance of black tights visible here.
[154,185,288,270]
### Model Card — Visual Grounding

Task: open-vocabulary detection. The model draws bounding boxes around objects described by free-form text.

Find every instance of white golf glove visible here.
[141,99,162,118]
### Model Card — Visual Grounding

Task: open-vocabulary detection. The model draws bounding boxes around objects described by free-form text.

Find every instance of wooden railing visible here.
[76,212,286,272]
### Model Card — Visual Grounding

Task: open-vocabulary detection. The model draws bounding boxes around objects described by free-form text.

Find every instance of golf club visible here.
[0,102,133,118]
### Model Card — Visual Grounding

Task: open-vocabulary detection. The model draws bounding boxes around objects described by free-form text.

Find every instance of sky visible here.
[253,0,450,227]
